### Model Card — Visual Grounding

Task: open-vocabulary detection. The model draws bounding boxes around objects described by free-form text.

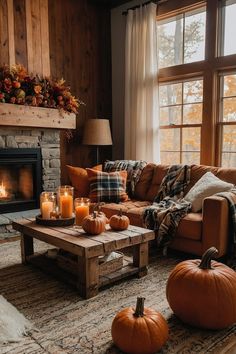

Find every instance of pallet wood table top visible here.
[12,218,155,257]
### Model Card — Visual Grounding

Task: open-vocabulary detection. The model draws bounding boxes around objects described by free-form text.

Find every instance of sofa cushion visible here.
[86,169,129,203]
[66,164,102,198]
[184,172,234,212]
[101,200,151,225]
[102,200,202,240]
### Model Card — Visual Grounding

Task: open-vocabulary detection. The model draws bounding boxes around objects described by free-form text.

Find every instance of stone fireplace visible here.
[0,104,76,239]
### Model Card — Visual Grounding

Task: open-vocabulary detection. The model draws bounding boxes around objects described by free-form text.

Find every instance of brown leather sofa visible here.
[101,164,236,258]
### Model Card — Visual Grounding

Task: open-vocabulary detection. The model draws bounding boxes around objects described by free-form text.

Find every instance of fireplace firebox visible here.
[0,148,42,213]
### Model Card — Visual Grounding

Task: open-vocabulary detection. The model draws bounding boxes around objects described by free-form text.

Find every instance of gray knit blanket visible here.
[143,165,191,253]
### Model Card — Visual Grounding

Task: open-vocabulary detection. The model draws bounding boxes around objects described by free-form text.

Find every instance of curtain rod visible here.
[122,0,167,16]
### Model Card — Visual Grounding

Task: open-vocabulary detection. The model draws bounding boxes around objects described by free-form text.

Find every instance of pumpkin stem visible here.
[93,211,97,219]
[133,297,145,317]
[199,247,219,269]
[118,208,123,217]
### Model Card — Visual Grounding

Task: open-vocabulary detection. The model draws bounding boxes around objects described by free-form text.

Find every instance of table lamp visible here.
[82,118,112,164]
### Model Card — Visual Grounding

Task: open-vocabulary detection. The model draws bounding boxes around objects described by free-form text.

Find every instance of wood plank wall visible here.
[0,0,50,75]
[48,0,112,182]
[0,0,112,183]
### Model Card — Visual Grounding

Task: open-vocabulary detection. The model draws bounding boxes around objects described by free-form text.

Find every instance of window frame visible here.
[159,77,203,164]
[157,0,236,167]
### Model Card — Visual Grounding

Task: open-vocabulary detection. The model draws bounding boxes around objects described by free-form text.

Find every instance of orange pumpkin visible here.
[166,247,236,329]
[109,209,130,231]
[111,297,168,354]
[82,211,106,235]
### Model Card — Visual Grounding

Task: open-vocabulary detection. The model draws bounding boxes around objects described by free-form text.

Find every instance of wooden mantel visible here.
[0,103,76,130]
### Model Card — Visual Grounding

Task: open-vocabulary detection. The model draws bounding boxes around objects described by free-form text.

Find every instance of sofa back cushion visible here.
[184,164,236,195]
[134,164,169,201]
[134,163,236,202]
[66,164,102,198]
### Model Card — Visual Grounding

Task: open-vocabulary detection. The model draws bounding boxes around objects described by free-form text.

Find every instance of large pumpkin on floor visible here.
[111,297,168,354]
[166,247,236,329]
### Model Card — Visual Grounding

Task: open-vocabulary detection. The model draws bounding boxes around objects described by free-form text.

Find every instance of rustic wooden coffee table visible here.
[12,218,155,299]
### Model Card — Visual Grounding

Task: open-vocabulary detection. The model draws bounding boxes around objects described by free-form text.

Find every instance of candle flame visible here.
[0,181,7,198]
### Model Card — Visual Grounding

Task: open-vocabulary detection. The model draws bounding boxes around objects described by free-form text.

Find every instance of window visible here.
[219,73,236,167]
[158,7,206,69]
[159,79,202,164]
[157,0,236,168]
[221,0,236,56]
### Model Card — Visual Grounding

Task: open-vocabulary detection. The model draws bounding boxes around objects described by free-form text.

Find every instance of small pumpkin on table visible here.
[109,209,130,231]
[82,211,106,235]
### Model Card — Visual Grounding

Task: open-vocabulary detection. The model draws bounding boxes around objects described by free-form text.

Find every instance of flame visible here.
[0,181,7,198]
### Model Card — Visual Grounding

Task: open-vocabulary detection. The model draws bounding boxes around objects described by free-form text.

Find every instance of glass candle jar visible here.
[40,192,56,219]
[74,198,90,226]
[57,185,74,219]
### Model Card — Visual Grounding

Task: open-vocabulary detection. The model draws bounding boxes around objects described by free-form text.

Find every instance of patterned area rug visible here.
[0,240,235,354]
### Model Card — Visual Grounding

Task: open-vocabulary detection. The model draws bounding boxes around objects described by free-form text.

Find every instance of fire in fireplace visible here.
[0,148,42,213]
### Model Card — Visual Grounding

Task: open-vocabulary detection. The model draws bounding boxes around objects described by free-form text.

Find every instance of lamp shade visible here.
[82,119,112,146]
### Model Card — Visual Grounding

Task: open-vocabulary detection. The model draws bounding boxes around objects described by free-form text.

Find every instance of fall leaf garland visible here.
[0,64,82,114]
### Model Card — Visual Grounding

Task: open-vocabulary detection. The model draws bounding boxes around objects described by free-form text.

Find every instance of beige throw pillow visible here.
[184,172,234,212]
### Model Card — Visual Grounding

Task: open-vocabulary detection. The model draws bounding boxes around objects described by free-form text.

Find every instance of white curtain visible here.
[124,2,160,163]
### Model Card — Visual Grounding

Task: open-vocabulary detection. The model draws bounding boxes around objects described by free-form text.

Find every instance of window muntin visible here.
[158,7,206,69]
[159,79,203,164]
[219,73,236,167]
[221,0,236,56]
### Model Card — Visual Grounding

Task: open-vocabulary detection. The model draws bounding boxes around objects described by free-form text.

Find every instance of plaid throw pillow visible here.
[86,168,129,203]
[104,160,147,196]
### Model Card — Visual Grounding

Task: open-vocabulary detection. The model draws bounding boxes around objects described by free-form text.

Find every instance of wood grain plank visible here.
[133,242,148,278]
[40,0,50,76]
[26,0,42,74]
[127,225,155,242]
[25,0,33,73]
[0,103,76,129]
[7,0,15,65]
[21,233,34,264]
[117,229,142,245]
[0,0,9,65]
[13,0,28,68]
[13,218,104,257]
[77,256,99,299]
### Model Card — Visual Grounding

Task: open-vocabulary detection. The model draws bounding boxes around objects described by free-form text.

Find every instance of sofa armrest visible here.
[202,195,229,257]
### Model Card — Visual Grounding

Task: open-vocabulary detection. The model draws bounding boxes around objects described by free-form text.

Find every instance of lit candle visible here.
[75,203,89,226]
[41,201,54,219]
[60,192,73,218]
[40,191,56,219]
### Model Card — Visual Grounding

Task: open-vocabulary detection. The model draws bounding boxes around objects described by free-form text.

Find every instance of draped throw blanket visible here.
[143,165,191,253]
[104,160,147,196]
